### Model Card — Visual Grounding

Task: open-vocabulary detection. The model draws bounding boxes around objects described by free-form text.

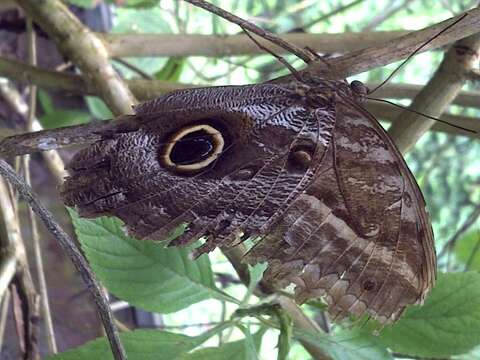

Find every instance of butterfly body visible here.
[61,77,436,324]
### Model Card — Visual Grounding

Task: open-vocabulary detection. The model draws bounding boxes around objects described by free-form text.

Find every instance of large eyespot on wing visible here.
[160,124,225,173]
[154,104,336,255]
[247,99,436,325]
[61,82,332,252]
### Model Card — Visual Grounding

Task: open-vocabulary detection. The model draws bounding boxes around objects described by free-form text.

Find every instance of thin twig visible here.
[0,159,127,360]
[113,58,153,80]
[361,0,415,32]
[0,290,11,351]
[11,270,40,360]
[0,77,66,182]
[0,179,17,301]
[438,203,480,259]
[291,0,365,32]
[0,175,40,360]
[387,31,480,153]
[0,253,16,302]
[24,18,58,354]
[183,0,314,63]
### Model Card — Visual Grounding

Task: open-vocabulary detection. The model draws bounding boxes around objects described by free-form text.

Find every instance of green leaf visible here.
[107,0,159,8]
[238,326,260,360]
[306,299,328,311]
[155,58,186,82]
[39,109,90,129]
[69,209,235,313]
[38,90,54,114]
[48,322,233,360]
[66,0,96,8]
[294,328,392,360]
[377,272,480,357]
[84,96,113,119]
[246,263,266,297]
[248,263,266,288]
[274,308,292,360]
[180,327,265,360]
[455,231,480,270]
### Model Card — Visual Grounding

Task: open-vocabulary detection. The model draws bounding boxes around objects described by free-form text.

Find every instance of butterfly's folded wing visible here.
[249,98,436,324]
[62,80,435,324]
[61,84,335,254]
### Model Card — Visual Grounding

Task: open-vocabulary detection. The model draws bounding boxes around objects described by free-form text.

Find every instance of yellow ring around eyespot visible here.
[161,124,225,172]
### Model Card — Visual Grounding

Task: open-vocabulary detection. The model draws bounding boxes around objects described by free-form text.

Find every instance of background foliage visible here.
[6,0,479,359]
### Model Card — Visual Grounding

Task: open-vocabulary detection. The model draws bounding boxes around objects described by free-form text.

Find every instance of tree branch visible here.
[0,76,66,183]
[438,203,480,259]
[0,176,40,360]
[183,0,314,63]
[365,101,479,137]
[387,32,480,153]
[1,95,476,158]
[102,31,409,58]
[368,82,480,109]
[302,7,480,79]
[0,159,127,360]
[15,0,137,115]
[0,56,193,101]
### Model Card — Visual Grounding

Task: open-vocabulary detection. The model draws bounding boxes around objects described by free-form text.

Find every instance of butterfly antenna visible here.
[367,97,477,134]
[242,28,305,82]
[369,13,468,95]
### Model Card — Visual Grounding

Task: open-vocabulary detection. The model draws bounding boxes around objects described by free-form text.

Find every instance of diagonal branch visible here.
[302,8,480,80]
[0,160,127,360]
[102,30,409,58]
[2,56,479,112]
[15,0,137,115]
[183,0,314,63]
[0,56,193,101]
[0,176,40,360]
[387,32,480,153]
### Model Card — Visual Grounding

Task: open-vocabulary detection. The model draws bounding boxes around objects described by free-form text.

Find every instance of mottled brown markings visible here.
[87,128,242,216]
[208,116,321,250]
[164,150,288,251]
[62,78,436,326]
[145,106,304,246]
[332,112,406,320]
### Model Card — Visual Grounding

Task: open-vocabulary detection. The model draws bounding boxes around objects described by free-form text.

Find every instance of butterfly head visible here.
[350,80,369,96]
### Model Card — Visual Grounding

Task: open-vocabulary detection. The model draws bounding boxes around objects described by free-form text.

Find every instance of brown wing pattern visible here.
[249,94,436,324]
[62,83,336,255]
[62,79,436,325]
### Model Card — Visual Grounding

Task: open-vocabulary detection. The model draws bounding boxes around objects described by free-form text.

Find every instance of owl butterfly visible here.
[61,50,436,325]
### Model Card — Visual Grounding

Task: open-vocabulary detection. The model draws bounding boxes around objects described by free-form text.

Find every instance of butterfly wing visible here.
[62,79,435,324]
[249,94,436,324]
[61,83,335,255]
